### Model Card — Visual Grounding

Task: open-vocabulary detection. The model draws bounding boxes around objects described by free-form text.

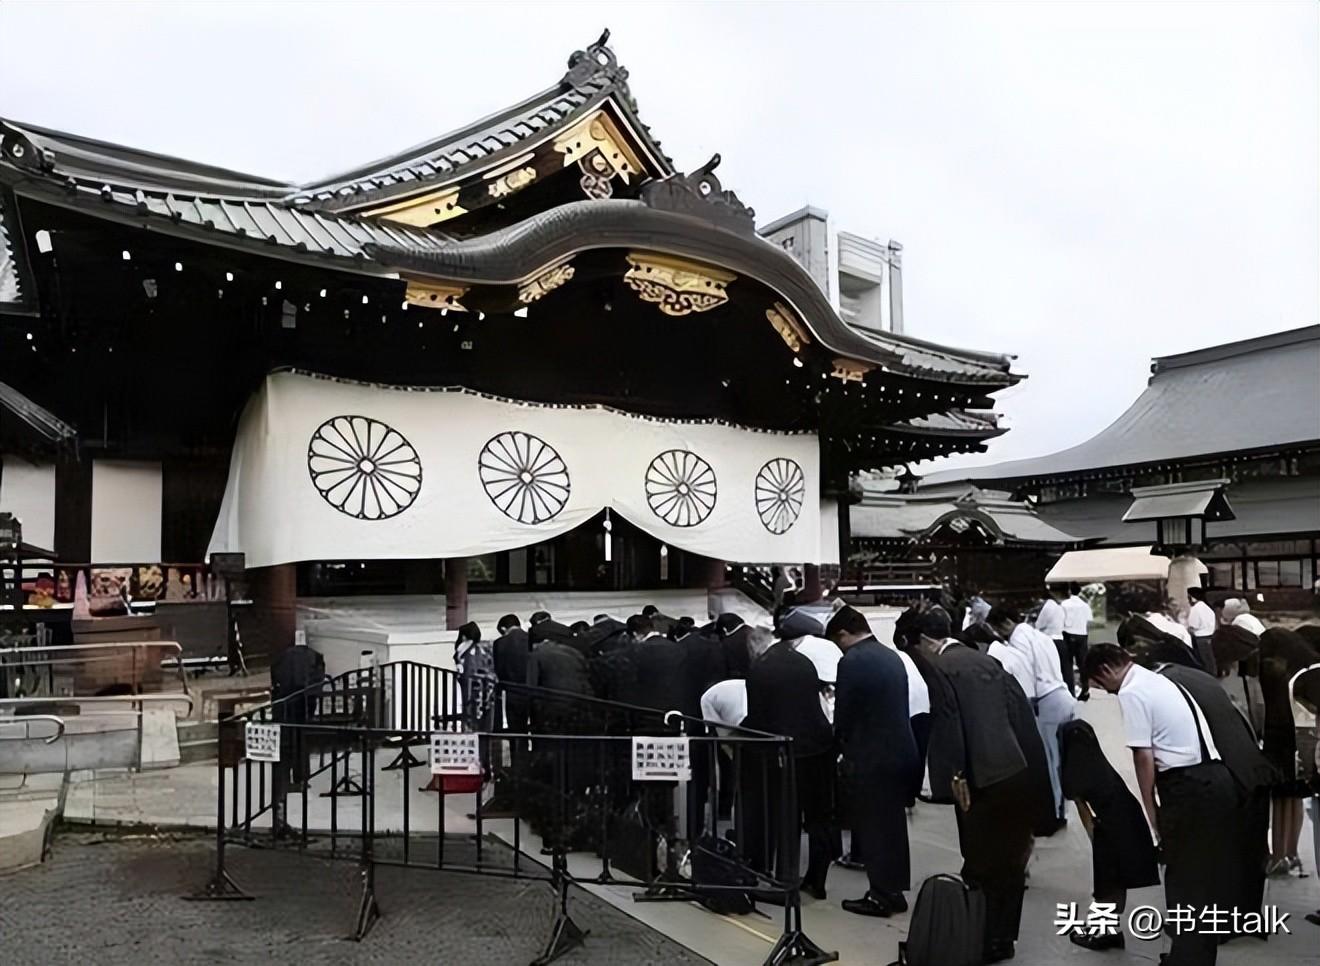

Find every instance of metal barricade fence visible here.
[189,661,836,966]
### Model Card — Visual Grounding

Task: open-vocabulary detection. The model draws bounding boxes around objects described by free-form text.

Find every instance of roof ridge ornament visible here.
[642,154,756,235]
[564,29,637,111]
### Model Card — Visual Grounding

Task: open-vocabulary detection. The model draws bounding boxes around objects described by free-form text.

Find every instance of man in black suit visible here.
[826,605,918,917]
[641,604,676,636]
[715,613,752,679]
[742,627,837,899]
[492,614,532,735]
[920,610,1053,964]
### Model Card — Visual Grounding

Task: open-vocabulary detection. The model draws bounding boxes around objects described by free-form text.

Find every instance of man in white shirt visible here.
[1060,583,1092,700]
[1222,598,1267,637]
[1085,644,1238,966]
[1035,586,1066,676]
[991,607,1076,827]
[1183,586,1219,675]
[700,678,747,734]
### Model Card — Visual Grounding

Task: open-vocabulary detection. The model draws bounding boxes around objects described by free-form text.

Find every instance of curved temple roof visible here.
[0,30,1019,431]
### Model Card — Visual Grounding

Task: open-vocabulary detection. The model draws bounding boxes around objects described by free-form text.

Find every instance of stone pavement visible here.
[1,831,709,966]
[49,691,1320,966]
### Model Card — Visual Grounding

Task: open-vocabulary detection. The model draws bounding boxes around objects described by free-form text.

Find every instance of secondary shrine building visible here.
[0,32,1019,656]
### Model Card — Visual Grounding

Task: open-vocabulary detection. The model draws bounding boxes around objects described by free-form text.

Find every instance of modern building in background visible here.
[760,206,905,335]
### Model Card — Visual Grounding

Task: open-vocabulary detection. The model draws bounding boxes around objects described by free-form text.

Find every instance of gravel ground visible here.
[0,830,711,966]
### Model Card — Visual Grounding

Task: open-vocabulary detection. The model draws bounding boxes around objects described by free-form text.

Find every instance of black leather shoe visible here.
[878,890,908,913]
[1305,910,1320,926]
[984,939,1016,962]
[841,893,893,917]
[1069,928,1125,950]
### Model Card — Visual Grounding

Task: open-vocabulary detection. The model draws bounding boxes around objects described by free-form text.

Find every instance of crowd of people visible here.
[447,581,1320,965]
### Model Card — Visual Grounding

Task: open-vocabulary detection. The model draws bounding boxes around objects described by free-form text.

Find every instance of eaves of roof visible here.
[361,198,1020,390]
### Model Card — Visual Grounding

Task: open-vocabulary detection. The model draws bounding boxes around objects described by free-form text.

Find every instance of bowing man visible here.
[919,611,1053,964]
[825,605,917,918]
[1086,644,1238,966]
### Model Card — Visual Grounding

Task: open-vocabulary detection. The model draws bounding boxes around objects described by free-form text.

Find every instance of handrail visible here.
[0,640,191,696]
[0,692,195,715]
[0,714,65,744]
[228,658,775,739]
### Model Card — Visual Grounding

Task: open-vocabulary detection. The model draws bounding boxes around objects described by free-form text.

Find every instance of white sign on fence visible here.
[631,736,691,782]
[245,722,281,762]
[430,732,482,775]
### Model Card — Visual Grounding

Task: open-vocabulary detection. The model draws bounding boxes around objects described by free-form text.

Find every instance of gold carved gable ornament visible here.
[623,253,736,317]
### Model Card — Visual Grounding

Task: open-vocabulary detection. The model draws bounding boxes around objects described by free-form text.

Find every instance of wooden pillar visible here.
[54,456,93,562]
[837,498,852,583]
[445,557,468,630]
[701,556,727,590]
[247,563,296,665]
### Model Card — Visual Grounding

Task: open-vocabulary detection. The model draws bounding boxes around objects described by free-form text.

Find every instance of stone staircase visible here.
[177,720,219,764]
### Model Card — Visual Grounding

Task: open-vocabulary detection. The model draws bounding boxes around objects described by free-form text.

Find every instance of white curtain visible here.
[91,461,162,562]
[0,456,56,551]
[208,372,823,568]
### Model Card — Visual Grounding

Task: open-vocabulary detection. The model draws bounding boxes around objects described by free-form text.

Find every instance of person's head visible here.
[1083,643,1133,694]
[987,605,1022,638]
[714,613,745,638]
[668,621,691,641]
[825,605,872,651]
[776,607,823,641]
[1047,584,1066,600]
[1187,586,1207,605]
[626,614,654,640]
[529,611,551,626]
[678,615,696,630]
[747,626,775,661]
[1068,582,1082,597]
[592,613,612,625]
[497,613,521,635]
[570,620,590,636]
[1222,597,1250,623]
[641,604,660,618]
[771,566,782,579]
[455,621,481,646]
[916,610,952,650]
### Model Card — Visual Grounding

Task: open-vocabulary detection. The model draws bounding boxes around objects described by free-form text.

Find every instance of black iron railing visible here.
[189,660,836,966]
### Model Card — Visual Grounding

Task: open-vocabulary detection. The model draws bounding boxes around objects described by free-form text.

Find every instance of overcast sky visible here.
[2,2,1315,470]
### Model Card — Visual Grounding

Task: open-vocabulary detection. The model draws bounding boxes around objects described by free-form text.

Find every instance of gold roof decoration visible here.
[623,252,736,317]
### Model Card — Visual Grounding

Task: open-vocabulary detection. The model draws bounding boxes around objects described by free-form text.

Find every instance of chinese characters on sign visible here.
[1054,902,1292,939]
[430,733,482,775]
[630,736,691,782]
[244,723,280,762]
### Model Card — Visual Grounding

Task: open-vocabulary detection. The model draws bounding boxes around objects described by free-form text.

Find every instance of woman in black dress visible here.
[1259,627,1320,877]
[1059,719,1160,951]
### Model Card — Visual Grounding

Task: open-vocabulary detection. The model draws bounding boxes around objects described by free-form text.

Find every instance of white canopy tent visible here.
[1045,546,1207,584]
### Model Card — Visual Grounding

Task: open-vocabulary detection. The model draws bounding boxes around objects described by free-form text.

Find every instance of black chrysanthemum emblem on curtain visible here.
[645,450,717,527]
[755,458,805,534]
[308,416,422,520]
[478,431,571,524]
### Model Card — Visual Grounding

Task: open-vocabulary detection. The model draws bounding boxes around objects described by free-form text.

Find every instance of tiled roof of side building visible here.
[926,325,1320,485]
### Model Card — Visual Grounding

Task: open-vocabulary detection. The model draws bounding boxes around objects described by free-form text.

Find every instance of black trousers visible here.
[741,751,838,889]
[1192,635,1217,677]
[848,768,911,895]
[1157,762,1238,966]
[956,769,1034,950]
[908,712,932,804]
[1058,634,1089,696]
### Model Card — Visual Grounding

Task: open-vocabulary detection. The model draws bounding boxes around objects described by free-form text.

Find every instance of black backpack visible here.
[897,874,985,966]
[689,834,757,915]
